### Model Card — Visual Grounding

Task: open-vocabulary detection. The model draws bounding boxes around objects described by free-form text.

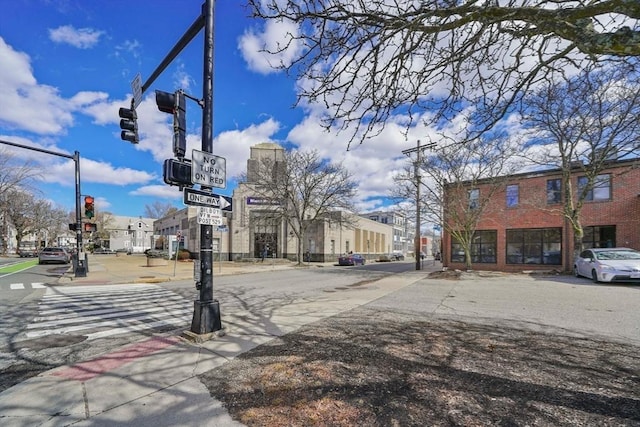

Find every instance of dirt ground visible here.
[200,307,640,426]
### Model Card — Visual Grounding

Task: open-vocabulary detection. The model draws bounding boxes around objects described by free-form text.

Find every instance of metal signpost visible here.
[118,0,223,336]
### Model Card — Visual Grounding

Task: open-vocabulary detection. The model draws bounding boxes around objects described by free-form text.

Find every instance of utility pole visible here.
[402,139,435,270]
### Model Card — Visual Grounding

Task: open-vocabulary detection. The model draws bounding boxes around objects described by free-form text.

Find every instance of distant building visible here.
[104,215,155,253]
[364,211,411,255]
[229,143,393,262]
[156,142,394,263]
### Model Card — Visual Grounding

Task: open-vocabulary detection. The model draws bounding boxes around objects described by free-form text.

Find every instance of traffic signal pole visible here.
[191,0,221,334]
[0,140,87,277]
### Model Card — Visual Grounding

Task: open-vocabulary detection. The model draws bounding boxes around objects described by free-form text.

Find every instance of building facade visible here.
[153,142,394,263]
[442,159,640,272]
[364,211,411,255]
[105,215,155,253]
[227,143,393,262]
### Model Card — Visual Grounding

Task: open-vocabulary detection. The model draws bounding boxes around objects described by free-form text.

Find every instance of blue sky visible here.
[2,0,426,218]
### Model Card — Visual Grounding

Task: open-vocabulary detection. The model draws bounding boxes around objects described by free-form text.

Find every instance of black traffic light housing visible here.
[84,195,95,219]
[155,90,186,158]
[163,158,193,187]
[83,223,97,232]
[119,106,139,144]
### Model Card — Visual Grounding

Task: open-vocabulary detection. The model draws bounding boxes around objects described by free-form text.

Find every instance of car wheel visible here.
[591,269,600,283]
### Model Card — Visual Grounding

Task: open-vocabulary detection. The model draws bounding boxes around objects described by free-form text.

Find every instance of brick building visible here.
[442,158,640,272]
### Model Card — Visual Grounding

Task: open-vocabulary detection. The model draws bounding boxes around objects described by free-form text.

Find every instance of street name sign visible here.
[197,206,223,226]
[191,149,226,188]
[131,73,142,108]
[183,188,232,211]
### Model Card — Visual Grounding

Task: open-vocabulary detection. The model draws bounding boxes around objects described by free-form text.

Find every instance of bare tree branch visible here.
[522,65,640,258]
[247,148,358,264]
[248,0,639,145]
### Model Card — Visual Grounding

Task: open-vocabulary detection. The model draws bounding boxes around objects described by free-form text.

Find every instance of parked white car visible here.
[574,248,640,283]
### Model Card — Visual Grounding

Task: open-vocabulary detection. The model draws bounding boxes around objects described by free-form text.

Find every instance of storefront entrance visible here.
[251,211,279,258]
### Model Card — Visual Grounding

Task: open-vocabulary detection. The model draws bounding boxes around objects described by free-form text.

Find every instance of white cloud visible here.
[49,25,104,49]
[37,157,156,187]
[130,185,183,199]
[239,19,303,74]
[0,37,74,134]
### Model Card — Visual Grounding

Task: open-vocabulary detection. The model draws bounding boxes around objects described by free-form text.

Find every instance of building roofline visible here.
[445,157,640,187]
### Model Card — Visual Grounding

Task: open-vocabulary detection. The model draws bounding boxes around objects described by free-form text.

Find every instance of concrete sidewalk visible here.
[0,263,428,426]
[57,253,319,285]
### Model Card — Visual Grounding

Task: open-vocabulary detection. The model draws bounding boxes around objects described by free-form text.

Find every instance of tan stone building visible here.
[228,143,393,262]
[155,143,393,263]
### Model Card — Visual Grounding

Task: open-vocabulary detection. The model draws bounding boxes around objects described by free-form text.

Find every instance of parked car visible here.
[18,246,39,257]
[93,247,115,254]
[574,247,640,283]
[391,252,405,261]
[38,247,71,264]
[338,253,366,266]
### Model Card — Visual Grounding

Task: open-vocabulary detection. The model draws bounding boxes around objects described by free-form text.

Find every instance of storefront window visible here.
[506,228,562,265]
[451,230,497,263]
[582,225,616,248]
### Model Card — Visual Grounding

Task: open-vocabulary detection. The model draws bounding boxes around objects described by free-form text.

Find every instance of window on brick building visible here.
[506,228,562,265]
[468,189,479,209]
[578,174,611,201]
[582,225,616,248]
[451,230,497,263]
[506,184,519,207]
[546,179,561,204]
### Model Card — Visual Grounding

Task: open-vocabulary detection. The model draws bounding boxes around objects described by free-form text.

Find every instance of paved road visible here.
[367,272,640,345]
[0,267,395,393]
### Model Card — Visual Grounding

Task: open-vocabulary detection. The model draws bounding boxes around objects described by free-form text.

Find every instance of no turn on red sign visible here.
[191,149,226,188]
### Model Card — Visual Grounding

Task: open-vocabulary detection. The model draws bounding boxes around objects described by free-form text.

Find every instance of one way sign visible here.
[183,188,233,211]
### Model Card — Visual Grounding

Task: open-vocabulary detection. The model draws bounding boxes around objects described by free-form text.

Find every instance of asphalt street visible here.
[0,256,638,426]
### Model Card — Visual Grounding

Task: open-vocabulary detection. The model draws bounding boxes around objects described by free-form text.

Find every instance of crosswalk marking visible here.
[8,282,47,290]
[24,284,191,340]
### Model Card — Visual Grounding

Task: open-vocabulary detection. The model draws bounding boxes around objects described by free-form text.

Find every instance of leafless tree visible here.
[0,147,40,254]
[4,190,40,252]
[393,135,525,269]
[248,0,640,146]
[246,149,358,264]
[522,65,640,259]
[93,211,116,244]
[39,205,69,246]
[144,201,178,219]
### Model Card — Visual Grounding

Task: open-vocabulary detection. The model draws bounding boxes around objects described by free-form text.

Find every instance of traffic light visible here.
[155,90,186,158]
[119,107,139,144]
[163,158,193,187]
[84,195,95,219]
[83,223,97,232]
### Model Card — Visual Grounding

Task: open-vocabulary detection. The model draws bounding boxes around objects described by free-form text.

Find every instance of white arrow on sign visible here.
[183,188,233,211]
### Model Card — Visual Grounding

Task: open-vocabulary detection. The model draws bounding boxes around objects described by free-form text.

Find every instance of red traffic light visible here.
[84,195,95,218]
